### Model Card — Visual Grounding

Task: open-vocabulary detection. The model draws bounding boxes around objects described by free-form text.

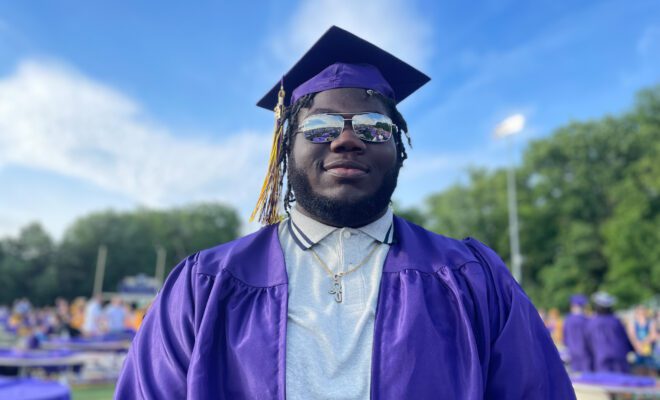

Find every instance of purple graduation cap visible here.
[592,292,616,308]
[570,294,588,306]
[257,26,430,110]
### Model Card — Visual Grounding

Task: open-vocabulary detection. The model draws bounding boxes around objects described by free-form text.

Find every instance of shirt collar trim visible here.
[287,207,395,250]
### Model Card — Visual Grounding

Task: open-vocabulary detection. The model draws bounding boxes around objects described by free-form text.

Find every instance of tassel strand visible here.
[250,82,286,225]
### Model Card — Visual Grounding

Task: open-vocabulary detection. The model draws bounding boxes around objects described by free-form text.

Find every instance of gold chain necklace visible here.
[308,242,381,303]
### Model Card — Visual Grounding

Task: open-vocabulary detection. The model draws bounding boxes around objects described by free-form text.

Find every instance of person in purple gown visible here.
[586,292,634,373]
[115,26,575,399]
[563,294,592,372]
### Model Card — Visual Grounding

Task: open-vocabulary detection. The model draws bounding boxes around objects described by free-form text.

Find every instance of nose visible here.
[329,120,366,153]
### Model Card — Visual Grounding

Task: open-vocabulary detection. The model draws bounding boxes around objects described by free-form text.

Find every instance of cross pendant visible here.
[328,274,343,303]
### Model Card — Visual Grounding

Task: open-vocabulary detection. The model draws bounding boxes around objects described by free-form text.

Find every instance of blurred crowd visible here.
[0,296,147,349]
[1,291,657,379]
[541,292,659,376]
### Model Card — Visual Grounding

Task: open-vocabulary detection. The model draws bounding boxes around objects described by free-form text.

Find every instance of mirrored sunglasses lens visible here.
[300,114,344,143]
[353,113,394,142]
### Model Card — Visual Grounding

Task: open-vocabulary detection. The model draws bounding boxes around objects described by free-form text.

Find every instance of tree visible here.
[0,223,57,305]
[600,88,660,304]
[422,85,660,309]
[522,87,660,307]
[55,203,240,300]
[391,201,427,227]
[425,168,510,261]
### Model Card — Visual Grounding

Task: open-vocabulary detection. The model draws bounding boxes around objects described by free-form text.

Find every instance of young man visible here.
[563,294,592,372]
[586,292,634,373]
[115,26,575,399]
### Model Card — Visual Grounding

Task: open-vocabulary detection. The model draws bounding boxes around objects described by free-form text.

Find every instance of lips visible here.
[323,160,369,178]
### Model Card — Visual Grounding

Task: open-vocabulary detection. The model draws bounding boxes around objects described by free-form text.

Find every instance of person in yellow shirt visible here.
[69,297,86,334]
[124,303,144,332]
[546,307,564,345]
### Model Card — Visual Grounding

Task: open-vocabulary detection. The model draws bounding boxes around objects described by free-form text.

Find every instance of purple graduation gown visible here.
[586,314,634,373]
[115,217,575,399]
[563,314,591,372]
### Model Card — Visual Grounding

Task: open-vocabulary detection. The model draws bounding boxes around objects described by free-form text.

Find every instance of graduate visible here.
[586,292,634,373]
[115,26,575,399]
[563,294,592,372]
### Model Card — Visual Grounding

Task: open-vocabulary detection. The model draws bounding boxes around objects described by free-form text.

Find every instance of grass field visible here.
[71,384,116,400]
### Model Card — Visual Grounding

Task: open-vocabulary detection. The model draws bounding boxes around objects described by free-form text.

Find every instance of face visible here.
[288,88,400,227]
[635,306,648,319]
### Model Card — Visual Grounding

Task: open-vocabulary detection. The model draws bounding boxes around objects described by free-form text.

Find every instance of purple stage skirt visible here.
[573,372,656,387]
[0,377,70,400]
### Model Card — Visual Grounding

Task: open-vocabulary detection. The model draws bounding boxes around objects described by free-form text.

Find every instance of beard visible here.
[288,158,400,227]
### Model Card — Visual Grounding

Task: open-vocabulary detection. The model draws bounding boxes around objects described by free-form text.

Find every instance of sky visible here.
[0,0,659,239]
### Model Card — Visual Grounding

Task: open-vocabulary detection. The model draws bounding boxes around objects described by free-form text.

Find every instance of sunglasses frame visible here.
[296,112,398,143]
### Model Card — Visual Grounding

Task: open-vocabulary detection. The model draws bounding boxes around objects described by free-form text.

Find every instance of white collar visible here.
[287,206,395,250]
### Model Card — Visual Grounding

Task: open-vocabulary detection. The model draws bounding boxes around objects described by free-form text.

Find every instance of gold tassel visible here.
[250,82,286,225]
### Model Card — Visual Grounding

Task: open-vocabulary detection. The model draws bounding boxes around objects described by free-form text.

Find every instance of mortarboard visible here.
[570,294,587,306]
[592,292,616,308]
[251,26,430,225]
[257,26,430,110]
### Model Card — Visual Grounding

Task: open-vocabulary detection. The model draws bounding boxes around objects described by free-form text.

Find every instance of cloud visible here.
[400,141,514,182]
[272,0,434,70]
[394,152,474,208]
[0,59,270,210]
[0,213,24,239]
[637,25,660,56]
[618,24,660,91]
[394,116,541,209]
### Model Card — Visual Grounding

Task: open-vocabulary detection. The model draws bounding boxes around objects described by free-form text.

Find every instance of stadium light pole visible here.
[92,244,108,297]
[154,245,167,289]
[494,114,524,284]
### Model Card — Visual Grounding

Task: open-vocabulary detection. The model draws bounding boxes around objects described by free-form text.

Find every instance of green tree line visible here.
[399,85,660,309]
[0,203,240,305]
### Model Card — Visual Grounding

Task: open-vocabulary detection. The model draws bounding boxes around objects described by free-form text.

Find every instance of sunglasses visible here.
[297,112,397,143]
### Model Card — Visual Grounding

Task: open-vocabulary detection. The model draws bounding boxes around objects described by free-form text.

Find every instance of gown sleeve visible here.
[114,253,199,400]
[465,239,576,400]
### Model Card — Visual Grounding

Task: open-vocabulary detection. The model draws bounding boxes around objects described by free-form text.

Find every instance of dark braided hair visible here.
[280,93,315,213]
[279,90,410,214]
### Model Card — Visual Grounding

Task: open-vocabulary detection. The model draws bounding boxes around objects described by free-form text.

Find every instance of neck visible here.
[295,204,388,228]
